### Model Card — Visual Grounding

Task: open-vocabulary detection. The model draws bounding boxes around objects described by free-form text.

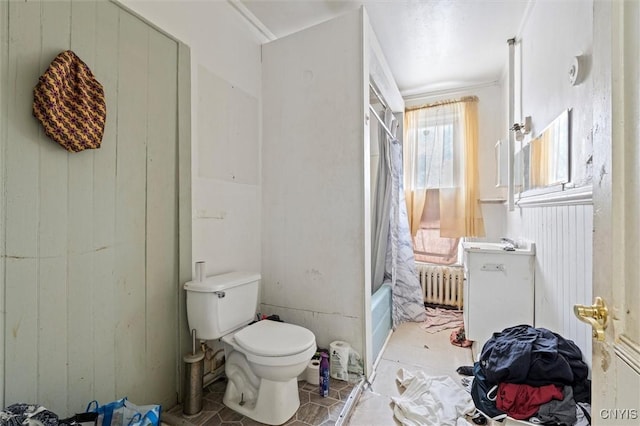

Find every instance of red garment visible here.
[496,382,564,420]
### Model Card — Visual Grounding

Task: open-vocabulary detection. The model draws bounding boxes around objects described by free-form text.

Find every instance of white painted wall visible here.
[261,10,366,357]
[404,83,507,242]
[518,0,594,188]
[504,0,594,366]
[121,0,264,277]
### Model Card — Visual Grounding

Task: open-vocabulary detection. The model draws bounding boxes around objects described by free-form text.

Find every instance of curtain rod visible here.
[369,104,397,141]
[405,95,478,112]
[369,83,388,111]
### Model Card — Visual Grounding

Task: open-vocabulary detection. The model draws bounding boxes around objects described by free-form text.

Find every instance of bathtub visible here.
[371,283,392,363]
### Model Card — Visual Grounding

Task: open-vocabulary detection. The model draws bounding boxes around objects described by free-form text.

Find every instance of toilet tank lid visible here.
[184,271,261,292]
[235,320,316,356]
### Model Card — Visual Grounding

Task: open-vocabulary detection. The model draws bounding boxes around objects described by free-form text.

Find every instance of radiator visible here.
[417,264,464,310]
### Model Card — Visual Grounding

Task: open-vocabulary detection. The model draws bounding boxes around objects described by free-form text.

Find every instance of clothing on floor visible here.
[421,307,464,333]
[470,363,507,421]
[392,368,475,426]
[472,325,590,425]
[495,382,563,420]
[576,402,591,426]
[450,326,473,347]
[572,378,592,404]
[0,404,58,426]
[479,325,588,386]
[456,365,474,376]
[530,385,578,425]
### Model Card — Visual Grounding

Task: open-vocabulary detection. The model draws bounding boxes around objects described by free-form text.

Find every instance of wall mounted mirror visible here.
[517,109,570,194]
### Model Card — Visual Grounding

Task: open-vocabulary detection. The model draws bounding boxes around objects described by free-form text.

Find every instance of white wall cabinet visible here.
[462,242,535,350]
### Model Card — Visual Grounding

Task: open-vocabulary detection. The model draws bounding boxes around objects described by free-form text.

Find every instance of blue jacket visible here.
[479,325,588,386]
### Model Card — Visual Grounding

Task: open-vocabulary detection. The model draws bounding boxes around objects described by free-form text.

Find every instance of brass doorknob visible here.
[573,297,609,341]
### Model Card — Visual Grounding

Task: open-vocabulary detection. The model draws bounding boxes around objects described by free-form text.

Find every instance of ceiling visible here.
[239,0,530,97]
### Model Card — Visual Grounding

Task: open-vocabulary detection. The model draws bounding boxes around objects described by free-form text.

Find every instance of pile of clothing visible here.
[0,404,96,426]
[471,325,591,425]
[0,404,59,426]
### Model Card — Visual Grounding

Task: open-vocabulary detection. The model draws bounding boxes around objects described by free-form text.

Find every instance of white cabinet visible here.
[463,242,535,350]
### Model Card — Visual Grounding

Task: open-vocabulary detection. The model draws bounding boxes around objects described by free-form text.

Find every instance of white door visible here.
[589,1,640,424]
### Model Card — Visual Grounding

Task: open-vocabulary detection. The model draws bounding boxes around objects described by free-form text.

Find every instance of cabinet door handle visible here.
[481,263,505,271]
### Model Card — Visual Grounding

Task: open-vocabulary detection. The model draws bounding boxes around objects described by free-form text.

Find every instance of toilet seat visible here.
[222,320,316,367]
[234,320,315,356]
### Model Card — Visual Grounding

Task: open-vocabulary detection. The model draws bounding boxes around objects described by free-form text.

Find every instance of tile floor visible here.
[162,376,356,426]
[162,321,486,426]
[346,321,475,425]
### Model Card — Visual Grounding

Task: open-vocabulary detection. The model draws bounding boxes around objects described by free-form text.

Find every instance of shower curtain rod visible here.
[369,83,388,110]
[369,104,397,141]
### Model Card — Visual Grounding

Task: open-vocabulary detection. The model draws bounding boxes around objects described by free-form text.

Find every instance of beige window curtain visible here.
[530,130,550,188]
[404,97,485,240]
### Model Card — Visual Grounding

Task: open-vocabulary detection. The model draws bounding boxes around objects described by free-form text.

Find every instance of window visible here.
[412,189,460,264]
[404,97,484,265]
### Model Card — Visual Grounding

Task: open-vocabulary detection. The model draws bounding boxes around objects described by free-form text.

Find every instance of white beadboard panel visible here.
[5,258,39,403]
[0,0,8,407]
[68,253,95,410]
[37,257,68,410]
[145,27,179,409]
[507,202,593,366]
[37,0,71,412]
[92,247,117,404]
[176,42,193,402]
[68,1,99,411]
[4,0,42,406]
[91,0,119,406]
[2,0,186,414]
[39,0,70,259]
[5,0,40,259]
[114,9,150,404]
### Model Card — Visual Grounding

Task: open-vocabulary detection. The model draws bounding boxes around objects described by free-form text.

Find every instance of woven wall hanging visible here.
[33,50,106,153]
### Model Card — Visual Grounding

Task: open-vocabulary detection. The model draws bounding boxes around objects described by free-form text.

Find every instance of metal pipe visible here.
[369,83,388,110]
[183,328,204,415]
[368,104,396,141]
[507,37,516,211]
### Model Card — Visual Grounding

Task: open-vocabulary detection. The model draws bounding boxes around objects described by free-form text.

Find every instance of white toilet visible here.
[184,271,316,425]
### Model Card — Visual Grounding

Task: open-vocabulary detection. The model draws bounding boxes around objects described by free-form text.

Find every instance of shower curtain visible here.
[372,109,427,327]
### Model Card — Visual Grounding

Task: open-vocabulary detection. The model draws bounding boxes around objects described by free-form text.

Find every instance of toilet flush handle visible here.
[214,291,226,298]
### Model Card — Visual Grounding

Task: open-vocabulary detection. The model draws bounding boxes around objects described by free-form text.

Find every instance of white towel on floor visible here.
[392,368,475,426]
[420,307,464,333]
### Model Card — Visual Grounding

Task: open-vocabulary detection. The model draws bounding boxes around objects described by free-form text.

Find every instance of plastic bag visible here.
[86,398,160,426]
[347,348,364,382]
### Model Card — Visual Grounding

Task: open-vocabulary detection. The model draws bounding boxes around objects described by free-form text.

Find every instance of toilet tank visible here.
[184,271,261,340]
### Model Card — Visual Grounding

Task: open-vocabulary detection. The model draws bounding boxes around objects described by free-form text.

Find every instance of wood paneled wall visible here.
[1,0,190,415]
[508,202,593,366]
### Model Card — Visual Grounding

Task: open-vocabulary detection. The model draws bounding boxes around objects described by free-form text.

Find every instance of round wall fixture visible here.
[568,56,581,86]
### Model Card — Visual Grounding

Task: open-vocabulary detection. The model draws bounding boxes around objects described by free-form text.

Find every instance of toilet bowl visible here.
[222,320,316,425]
[183,270,317,425]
